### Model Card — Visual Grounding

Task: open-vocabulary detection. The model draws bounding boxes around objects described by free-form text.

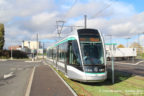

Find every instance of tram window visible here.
[48,49,53,59]
[58,43,67,63]
[58,45,61,61]
[53,47,57,60]
[68,40,81,66]
[57,46,60,61]
[63,43,67,62]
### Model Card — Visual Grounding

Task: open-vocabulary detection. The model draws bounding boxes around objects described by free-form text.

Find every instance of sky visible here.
[0,0,144,48]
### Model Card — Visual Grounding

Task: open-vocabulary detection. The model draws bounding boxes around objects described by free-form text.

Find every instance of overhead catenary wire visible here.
[63,0,78,19]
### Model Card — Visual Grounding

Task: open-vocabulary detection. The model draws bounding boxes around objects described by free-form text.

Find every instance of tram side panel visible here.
[57,40,86,81]
[47,40,87,81]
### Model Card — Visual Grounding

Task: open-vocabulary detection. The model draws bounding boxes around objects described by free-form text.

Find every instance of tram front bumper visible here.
[85,72,107,82]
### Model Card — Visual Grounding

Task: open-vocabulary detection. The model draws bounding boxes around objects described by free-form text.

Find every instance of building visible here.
[22,41,42,50]
[22,41,44,54]
[8,45,31,53]
[8,45,21,50]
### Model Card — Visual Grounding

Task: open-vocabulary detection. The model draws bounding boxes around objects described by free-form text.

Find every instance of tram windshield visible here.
[78,29,104,65]
[80,42,104,65]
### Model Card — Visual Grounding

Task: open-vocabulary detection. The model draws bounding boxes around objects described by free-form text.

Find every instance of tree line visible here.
[0,24,4,52]
[0,24,28,59]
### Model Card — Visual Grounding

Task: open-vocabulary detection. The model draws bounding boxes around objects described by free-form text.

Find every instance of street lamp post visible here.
[11,47,13,60]
[43,42,44,59]
[110,35,114,84]
[137,32,141,57]
[84,15,87,29]
[126,37,130,48]
[36,33,39,60]
[138,32,144,58]
[105,34,115,84]
[142,32,144,58]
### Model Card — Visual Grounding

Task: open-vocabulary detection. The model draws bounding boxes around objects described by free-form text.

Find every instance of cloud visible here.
[1,0,144,48]
[77,11,144,34]
[108,12,144,37]
[21,12,59,40]
[0,0,55,23]
[4,26,32,47]
[65,0,136,19]
[30,12,58,31]
[4,12,60,47]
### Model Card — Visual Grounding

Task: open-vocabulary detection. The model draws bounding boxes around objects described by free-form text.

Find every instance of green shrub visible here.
[12,50,28,58]
[0,50,28,59]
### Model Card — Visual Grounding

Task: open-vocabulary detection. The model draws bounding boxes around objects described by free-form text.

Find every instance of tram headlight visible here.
[86,68,93,72]
[85,67,93,72]
[94,67,98,72]
[99,68,105,72]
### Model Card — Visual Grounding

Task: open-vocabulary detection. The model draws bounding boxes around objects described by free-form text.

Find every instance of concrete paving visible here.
[0,60,42,96]
[30,65,74,96]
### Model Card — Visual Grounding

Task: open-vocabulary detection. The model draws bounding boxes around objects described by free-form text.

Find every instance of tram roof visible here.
[47,29,78,49]
[47,28,100,49]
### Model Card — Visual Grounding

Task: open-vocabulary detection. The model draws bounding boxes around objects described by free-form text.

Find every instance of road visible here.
[0,59,143,96]
[0,60,42,96]
[107,59,144,76]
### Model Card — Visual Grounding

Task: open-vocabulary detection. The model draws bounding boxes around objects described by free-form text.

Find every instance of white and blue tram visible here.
[47,29,107,82]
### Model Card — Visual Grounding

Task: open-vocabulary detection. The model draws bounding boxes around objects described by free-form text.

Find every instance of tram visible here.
[47,29,107,82]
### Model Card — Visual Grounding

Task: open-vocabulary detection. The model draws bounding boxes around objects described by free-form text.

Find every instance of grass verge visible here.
[51,65,144,96]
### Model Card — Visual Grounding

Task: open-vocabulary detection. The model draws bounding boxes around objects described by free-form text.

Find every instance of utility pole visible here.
[141,32,144,57]
[36,33,39,60]
[43,42,44,59]
[56,20,65,69]
[111,35,114,84]
[84,15,87,29]
[28,41,30,49]
[137,31,143,58]
[22,40,24,48]
[32,45,34,61]
[11,47,13,60]
[126,37,130,48]
[142,32,144,53]
[106,34,114,84]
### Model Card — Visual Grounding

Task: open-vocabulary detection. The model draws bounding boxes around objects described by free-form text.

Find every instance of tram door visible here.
[68,41,73,65]
[68,41,81,66]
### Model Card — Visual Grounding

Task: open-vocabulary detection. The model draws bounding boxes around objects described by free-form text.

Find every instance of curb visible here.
[25,66,36,96]
[43,61,77,96]
[0,59,7,61]
[25,60,41,63]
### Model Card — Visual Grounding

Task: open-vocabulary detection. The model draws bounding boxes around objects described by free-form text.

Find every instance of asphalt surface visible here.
[0,60,42,96]
[107,59,144,76]
[30,65,74,96]
[0,59,143,96]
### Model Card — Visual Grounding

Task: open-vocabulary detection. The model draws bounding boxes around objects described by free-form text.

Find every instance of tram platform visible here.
[30,65,74,96]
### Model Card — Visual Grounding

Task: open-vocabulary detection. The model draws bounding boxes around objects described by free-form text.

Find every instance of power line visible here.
[63,25,83,32]
[91,4,112,18]
[56,20,65,38]
[63,0,78,19]
[90,0,119,18]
